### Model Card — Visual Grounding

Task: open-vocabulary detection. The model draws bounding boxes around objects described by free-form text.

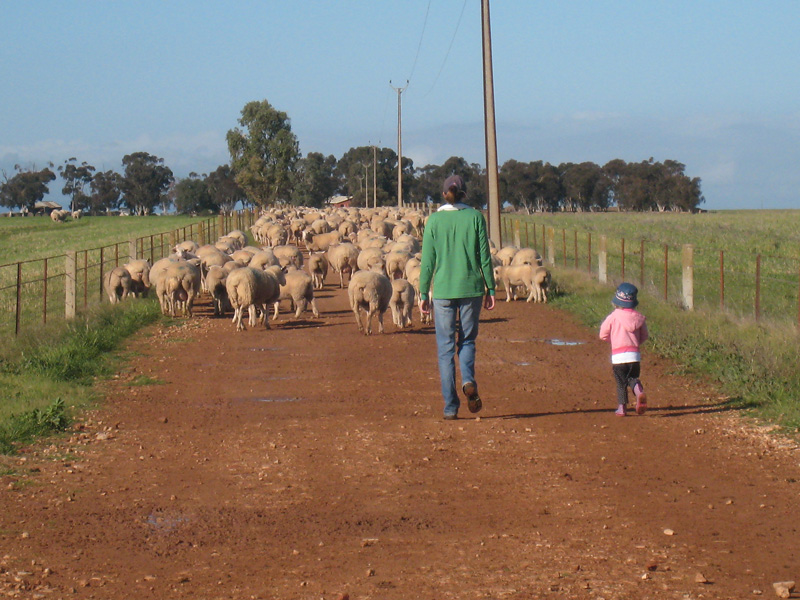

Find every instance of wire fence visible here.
[0,211,258,339]
[500,215,800,326]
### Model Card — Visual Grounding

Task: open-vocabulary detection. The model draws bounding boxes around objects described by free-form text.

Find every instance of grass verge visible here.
[0,298,163,454]
[550,268,800,434]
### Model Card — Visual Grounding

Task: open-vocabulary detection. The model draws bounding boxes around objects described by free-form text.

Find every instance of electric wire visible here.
[423,0,468,98]
[406,0,432,85]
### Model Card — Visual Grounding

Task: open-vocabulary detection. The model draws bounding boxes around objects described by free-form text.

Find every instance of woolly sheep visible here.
[204,265,230,317]
[249,249,280,271]
[494,264,550,303]
[495,245,519,266]
[50,209,68,223]
[307,252,329,290]
[230,249,254,265]
[389,278,415,329]
[156,261,202,317]
[103,267,132,303]
[123,259,151,298]
[226,265,286,331]
[356,246,384,271]
[510,247,543,267]
[347,269,393,335]
[71,209,82,220]
[272,244,304,269]
[175,240,199,255]
[272,268,320,321]
[227,229,248,248]
[326,242,360,288]
[303,230,342,252]
[384,250,412,280]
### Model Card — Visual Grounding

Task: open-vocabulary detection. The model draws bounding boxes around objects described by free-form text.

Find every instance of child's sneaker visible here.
[633,383,647,415]
[615,405,626,417]
[635,392,647,415]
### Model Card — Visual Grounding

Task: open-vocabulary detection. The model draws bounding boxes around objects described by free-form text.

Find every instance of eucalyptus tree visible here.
[293,152,338,207]
[206,165,247,214]
[226,100,300,207]
[57,158,95,212]
[0,164,56,211]
[120,152,174,216]
[89,170,122,214]
[173,172,212,215]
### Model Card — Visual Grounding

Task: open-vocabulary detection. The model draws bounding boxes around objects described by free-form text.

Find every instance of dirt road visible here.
[1,274,799,599]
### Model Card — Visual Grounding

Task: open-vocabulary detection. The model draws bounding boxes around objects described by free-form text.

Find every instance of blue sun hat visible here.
[612,282,639,308]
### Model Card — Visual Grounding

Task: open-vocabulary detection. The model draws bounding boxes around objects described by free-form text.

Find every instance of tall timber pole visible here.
[390,80,409,208]
[482,0,501,246]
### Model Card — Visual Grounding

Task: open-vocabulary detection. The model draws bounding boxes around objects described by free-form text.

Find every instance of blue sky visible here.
[2,1,799,210]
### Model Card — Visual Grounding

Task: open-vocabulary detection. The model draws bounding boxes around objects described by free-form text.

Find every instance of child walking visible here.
[599,283,649,416]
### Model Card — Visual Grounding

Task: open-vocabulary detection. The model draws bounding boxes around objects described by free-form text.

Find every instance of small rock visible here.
[641,573,650,580]
[663,529,675,536]
[772,581,795,599]
[646,561,658,572]
[20,532,30,539]
[366,568,375,577]
[338,594,350,600]
[695,572,709,584]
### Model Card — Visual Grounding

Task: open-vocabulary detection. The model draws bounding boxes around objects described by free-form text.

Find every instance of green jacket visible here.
[419,204,496,301]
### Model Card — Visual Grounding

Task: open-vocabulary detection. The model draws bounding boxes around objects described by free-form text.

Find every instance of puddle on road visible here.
[508,338,585,346]
[146,513,189,533]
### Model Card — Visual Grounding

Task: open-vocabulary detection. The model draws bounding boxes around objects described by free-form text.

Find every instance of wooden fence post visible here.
[546,227,555,266]
[513,220,520,247]
[65,251,76,320]
[598,236,608,283]
[755,254,761,321]
[217,214,225,240]
[682,244,694,310]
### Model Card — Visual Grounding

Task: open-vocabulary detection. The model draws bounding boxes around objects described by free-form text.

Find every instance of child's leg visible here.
[612,365,629,415]
[625,362,647,415]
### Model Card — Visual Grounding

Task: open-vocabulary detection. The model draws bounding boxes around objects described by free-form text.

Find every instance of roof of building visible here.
[34,201,64,209]
[327,195,353,205]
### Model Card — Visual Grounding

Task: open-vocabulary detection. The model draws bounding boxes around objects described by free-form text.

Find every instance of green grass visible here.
[0,297,163,454]
[129,375,168,386]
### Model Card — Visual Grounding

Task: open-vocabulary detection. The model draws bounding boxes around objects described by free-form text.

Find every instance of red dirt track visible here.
[1,271,799,599]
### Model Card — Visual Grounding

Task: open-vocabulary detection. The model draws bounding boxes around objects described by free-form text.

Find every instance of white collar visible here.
[438,202,469,212]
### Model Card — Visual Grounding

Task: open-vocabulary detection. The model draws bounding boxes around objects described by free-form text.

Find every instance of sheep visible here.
[71,209,82,220]
[356,246,384,271]
[303,230,342,252]
[227,229,248,248]
[510,247,543,267]
[175,240,199,255]
[249,249,280,270]
[230,249,254,265]
[347,269,393,335]
[265,223,288,247]
[103,267,132,303]
[204,265,230,317]
[326,242,360,288]
[156,261,202,317]
[495,245,519,266]
[405,265,432,325]
[272,245,304,269]
[50,209,67,223]
[123,259,151,298]
[389,278,415,329]
[225,265,286,331]
[272,268,320,321]
[493,264,550,303]
[309,218,331,234]
[404,257,421,279]
[384,250,412,280]
[307,252,329,290]
[149,256,180,292]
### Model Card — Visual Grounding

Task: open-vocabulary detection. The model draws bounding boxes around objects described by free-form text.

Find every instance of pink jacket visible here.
[599,308,648,358]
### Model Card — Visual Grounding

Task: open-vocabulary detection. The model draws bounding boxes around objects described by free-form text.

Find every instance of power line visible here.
[423,0,469,97]
[407,0,432,84]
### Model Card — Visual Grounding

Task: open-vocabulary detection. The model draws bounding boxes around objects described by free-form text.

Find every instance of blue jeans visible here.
[433,297,483,416]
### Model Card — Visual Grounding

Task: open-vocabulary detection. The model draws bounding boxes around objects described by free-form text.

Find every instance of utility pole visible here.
[482,0,501,247]
[390,80,409,208]
[372,143,378,209]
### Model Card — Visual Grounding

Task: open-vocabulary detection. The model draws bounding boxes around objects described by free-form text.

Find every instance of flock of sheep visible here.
[50,209,82,222]
[101,206,551,334]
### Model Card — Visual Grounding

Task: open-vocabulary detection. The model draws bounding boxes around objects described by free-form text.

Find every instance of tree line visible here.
[0,99,704,215]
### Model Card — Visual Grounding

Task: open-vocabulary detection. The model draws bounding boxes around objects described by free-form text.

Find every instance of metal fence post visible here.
[15,262,22,336]
[65,251,76,320]
[129,239,137,261]
[682,244,694,310]
[755,254,761,321]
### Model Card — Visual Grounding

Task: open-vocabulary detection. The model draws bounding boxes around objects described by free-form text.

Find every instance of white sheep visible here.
[326,242,360,288]
[272,245,304,269]
[204,265,230,317]
[50,209,67,223]
[356,246,384,271]
[272,268,320,321]
[510,247,543,267]
[156,261,202,317]
[123,259,151,298]
[249,249,280,271]
[226,265,286,331]
[304,230,342,252]
[71,209,82,220]
[389,278,415,329]
[307,252,329,290]
[495,245,519,266]
[103,267,132,303]
[494,264,550,303]
[384,250,411,280]
[174,240,199,255]
[347,269,393,335]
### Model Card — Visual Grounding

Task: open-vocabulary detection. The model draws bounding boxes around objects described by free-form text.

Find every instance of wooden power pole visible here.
[482,0,501,247]
[390,80,409,208]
